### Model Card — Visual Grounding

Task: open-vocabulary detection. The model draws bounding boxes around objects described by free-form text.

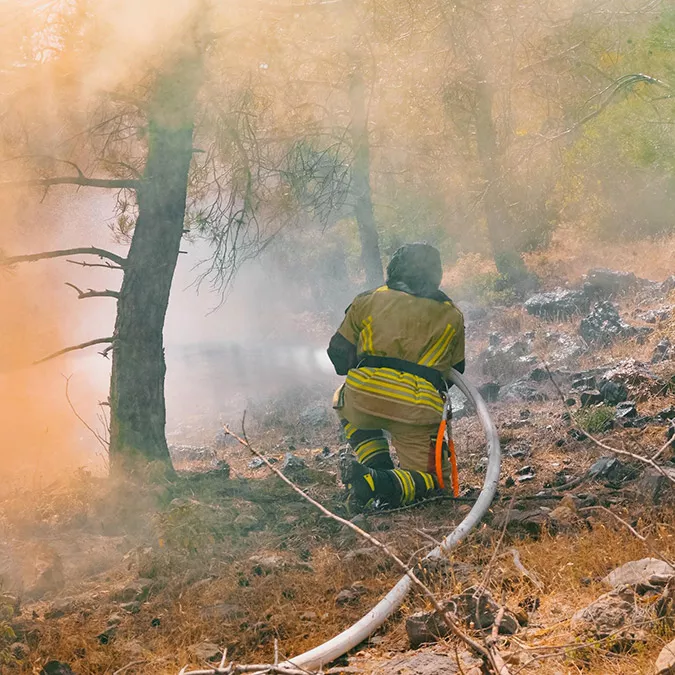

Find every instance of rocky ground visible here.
[1,266,674,675]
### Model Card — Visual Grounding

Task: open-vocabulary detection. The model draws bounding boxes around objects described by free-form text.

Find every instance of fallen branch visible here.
[65,282,120,300]
[34,337,114,365]
[220,418,510,675]
[1,246,126,268]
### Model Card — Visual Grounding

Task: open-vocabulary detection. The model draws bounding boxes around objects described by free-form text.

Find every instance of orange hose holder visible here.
[435,408,460,497]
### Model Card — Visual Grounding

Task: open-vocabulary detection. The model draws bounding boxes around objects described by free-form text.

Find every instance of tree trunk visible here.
[348,59,384,289]
[109,54,202,474]
[473,75,523,278]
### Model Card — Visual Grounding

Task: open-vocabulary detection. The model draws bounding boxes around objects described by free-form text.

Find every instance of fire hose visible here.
[280,368,501,670]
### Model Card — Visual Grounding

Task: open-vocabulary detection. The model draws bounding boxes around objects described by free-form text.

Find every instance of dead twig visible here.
[1,246,126,268]
[580,505,675,566]
[223,417,511,674]
[64,375,109,452]
[65,282,120,299]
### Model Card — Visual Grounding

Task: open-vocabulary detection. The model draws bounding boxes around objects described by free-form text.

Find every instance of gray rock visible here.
[281,453,309,482]
[379,651,482,675]
[661,275,675,294]
[615,401,638,420]
[655,637,675,674]
[571,587,645,642]
[603,558,675,589]
[189,641,222,663]
[542,331,586,362]
[169,445,214,462]
[478,382,500,402]
[636,466,675,506]
[637,306,673,324]
[601,359,665,398]
[335,583,367,605]
[580,301,649,346]
[584,268,638,296]
[496,508,550,536]
[524,288,590,319]
[299,403,332,428]
[580,390,604,407]
[500,379,548,402]
[652,339,672,364]
[406,610,448,648]
[451,586,520,634]
[248,553,286,574]
[587,457,625,482]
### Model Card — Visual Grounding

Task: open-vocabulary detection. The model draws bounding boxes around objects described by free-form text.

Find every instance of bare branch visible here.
[1,246,126,268]
[0,175,139,190]
[223,419,511,674]
[65,282,120,300]
[64,375,109,453]
[66,259,124,271]
[34,337,114,365]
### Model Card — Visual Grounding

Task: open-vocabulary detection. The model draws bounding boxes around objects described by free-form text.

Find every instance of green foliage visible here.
[575,406,615,434]
[0,595,16,666]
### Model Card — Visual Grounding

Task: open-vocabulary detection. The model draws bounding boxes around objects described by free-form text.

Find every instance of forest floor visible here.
[1,237,675,675]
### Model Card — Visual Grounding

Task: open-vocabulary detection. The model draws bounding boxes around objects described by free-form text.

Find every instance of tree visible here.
[0,2,293,474]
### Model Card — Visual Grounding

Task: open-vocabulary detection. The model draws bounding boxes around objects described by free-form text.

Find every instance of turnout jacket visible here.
[328,285,465,425]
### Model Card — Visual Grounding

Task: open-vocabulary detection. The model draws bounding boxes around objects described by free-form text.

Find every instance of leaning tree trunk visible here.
[109,54,202,474]
[348,58,384,289]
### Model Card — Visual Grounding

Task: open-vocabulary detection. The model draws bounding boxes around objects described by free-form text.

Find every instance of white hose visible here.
[281,370,501,670]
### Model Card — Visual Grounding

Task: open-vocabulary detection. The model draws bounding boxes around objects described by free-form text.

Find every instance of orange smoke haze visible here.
[0,195,103,482]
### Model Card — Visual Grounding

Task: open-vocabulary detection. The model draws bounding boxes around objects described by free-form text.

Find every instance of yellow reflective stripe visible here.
[349,369,439,398]
[422,472,435,490]
[374,286,388,293]
[347,382,444,413]
[393,469,415,504]
[364,474,375,491]
[343,422,358,439]
[356,438,389,463]
[361,316,374,354]
[347,372,443,411]
[419,324,456,366]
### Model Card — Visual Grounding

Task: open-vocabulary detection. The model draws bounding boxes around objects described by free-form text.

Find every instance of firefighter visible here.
[327,243,465,509]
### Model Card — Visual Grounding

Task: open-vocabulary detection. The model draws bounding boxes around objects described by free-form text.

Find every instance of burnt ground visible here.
[1,268,675,675]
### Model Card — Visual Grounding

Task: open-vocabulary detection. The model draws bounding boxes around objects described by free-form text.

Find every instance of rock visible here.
[114,578,154,603]
[299,403,332,428]
[603,558,675,589]
[516,465,534,475]
[542,331,586,363]
[97,626,117,644]
[406,610,449,648]
[571,587,645,642]
[189,641,222,663]
[168,445,213,462]
[40,662,75,675]
[120,601,141,614]
[234,513,260,531]
[637,306,673,324]
[615,401,638,421]
[335,583,367,605]
[580,301,649,346]
[599,379,628,405]
[496,508,550,536]
[524,288,590,319]
[280,453,309,482]
[655,638,675,674]
[652,339,672,364]
[500,380,548,402]
[451,586,519,633]
[656,407,675,422]
[587,457,626,482]
[478,382,500,402]
[584,268,638,296]
[636,468,675,505]
[45,598,75,620]
[478,338,533,380]
[379,651,482,675]
[661,275,675,294]
[248,553,286,574]
[549,504,580,531]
